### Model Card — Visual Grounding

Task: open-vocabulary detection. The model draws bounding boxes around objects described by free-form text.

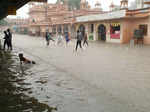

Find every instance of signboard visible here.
[76,10,126,23]
[7,6,16,15]
[111,23,120,27]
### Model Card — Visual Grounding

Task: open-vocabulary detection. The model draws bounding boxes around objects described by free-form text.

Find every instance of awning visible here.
[0,0,47,20]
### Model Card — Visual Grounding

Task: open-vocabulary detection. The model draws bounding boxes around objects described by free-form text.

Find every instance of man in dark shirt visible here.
[3,31,10,50]
[75,30,82,51]
[7,29,12,50]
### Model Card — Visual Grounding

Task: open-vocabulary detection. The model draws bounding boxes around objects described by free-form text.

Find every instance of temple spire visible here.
[80,0,87,9]
[109,1,115,11]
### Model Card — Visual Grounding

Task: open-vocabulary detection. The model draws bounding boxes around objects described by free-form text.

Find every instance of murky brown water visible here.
[2,34,150,112]
[0,50,57,112]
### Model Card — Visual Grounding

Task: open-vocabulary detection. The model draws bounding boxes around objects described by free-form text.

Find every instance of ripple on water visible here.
[0,50,57,112]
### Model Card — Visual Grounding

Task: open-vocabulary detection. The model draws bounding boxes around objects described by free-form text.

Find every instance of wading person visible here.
[3,31,10,50]
[45,32,50,46]
[45,32,54,46]
[75,30,82,51]
[7,29,13,50]
[18,53,36,64]
[65,32,70,47]
[83,32,88,46]
[57,33,63,46]
[49,32,55,44]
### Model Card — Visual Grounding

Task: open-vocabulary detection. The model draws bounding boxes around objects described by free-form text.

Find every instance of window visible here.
[139,24,148,36]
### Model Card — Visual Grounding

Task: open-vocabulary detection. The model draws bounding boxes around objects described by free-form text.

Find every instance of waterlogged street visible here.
[7,34,150,112]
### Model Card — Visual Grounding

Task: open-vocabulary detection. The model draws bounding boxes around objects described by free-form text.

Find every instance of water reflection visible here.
[0,51,57,112]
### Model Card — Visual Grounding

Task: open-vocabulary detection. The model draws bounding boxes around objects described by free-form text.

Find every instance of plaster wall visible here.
[123,18,150,44]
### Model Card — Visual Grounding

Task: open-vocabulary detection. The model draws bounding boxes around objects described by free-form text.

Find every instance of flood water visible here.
[0,50,57,112]
[1,34,150,112]
[0,47,98,112]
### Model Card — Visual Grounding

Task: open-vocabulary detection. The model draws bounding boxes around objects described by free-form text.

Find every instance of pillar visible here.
[93,23,97,41]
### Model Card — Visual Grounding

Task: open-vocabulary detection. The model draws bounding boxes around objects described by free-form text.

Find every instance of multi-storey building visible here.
[28,0,103,38]
[135,0,150,9]
[75,0,150,44]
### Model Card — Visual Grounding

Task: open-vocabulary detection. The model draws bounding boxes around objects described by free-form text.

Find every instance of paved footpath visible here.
[13,34,150,112]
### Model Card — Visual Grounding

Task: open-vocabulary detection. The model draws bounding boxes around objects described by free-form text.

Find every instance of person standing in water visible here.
[45,32,54,46]
[83,32,88,46]
[65,32,70,46]
[75,30,82,51]
[7,29,13,50]
[45,31,50,46]
[3,31,10,50]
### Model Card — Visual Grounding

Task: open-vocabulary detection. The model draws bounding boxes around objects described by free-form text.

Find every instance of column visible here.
[93,23,97,41]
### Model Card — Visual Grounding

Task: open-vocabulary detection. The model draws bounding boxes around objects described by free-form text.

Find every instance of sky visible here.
[7,0,135,19]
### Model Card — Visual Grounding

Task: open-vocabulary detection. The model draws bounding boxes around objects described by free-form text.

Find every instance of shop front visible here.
[75,10,126,43]
[110,23,120,39]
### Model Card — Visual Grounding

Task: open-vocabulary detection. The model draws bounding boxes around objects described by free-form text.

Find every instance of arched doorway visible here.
[78,24,85,37]
[98,24,106,41]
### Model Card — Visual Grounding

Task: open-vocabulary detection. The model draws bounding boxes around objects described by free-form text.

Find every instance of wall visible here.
[121,19,133,44]
[124,17,150,44]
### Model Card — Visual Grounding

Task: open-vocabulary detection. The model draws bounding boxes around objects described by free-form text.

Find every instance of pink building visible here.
[28,0,103,38]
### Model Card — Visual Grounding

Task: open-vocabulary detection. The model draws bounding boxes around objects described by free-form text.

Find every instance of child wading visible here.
[18,53,36,64]
[45,32,54,46]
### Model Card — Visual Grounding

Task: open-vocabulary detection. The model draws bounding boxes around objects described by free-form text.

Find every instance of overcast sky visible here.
[7,0,135,18]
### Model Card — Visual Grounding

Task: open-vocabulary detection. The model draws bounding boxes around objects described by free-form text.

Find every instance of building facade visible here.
[28,0,103,38]
[75,8,150,44]
[12,0,150,45]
